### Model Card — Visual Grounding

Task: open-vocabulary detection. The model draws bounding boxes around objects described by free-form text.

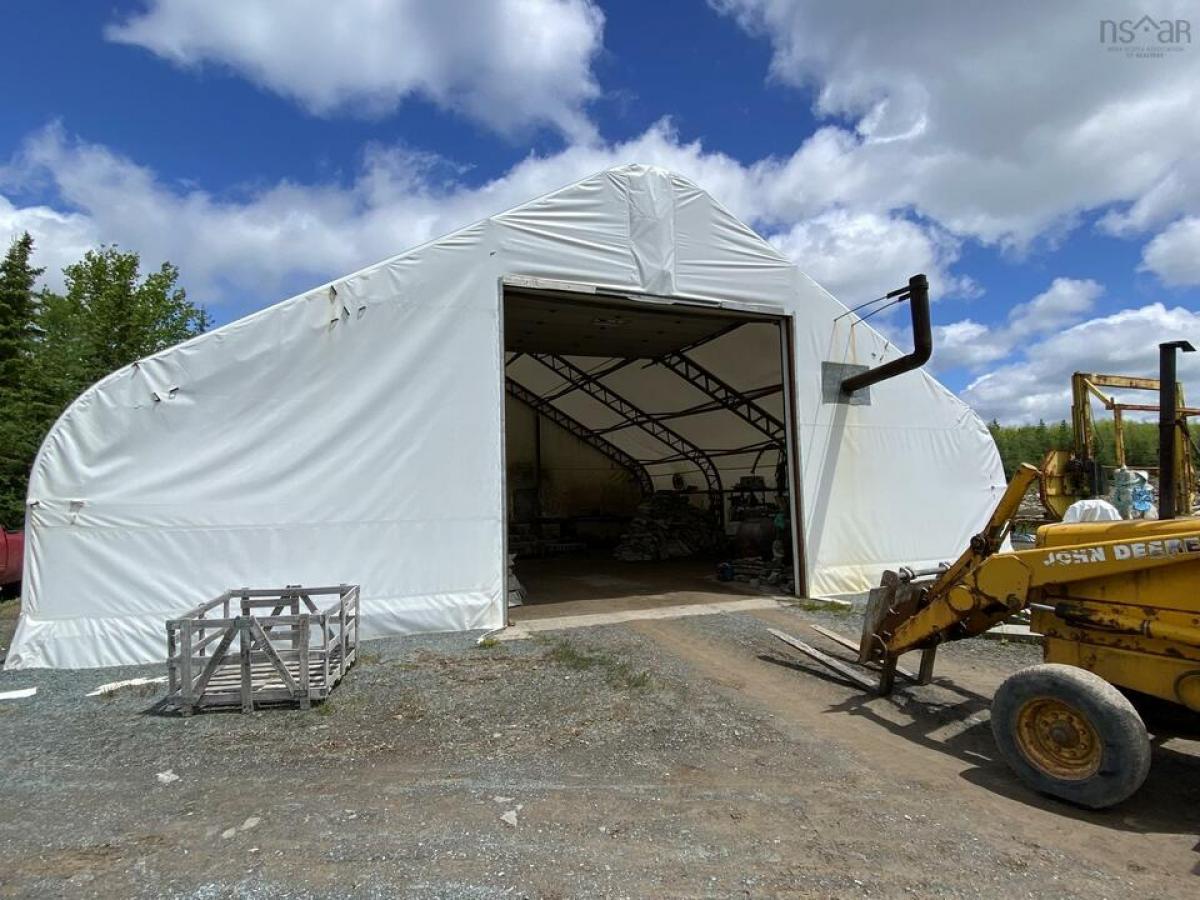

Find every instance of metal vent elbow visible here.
[840,273,931,396]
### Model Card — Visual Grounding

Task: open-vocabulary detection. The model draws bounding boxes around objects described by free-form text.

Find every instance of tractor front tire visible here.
[991,663,1151,809]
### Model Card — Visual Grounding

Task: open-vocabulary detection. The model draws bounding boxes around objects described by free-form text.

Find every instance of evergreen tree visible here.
[1050,420,1072,451]
[0,233,45,528]
[0,232,41,387]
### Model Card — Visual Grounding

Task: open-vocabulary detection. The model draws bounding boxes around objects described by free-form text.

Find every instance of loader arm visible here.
[863,463,1200,661]
[858,463,1038,665]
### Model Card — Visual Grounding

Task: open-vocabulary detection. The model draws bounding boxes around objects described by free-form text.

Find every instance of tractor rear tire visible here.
[991,663,1151,809]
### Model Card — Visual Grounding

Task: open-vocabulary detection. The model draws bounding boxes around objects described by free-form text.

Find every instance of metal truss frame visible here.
[530,354,724,522]
[505,377,654,497]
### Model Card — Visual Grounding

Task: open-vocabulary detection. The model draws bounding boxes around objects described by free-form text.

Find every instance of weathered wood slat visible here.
[202,657,345,677]
[240,597,308,609]
[179,625,194,713]
[195,687,322,707]
[250,618,298,695]
[192,626,238,698]
[234,586,349,597]
[297,615,311,709]
[338,598,347,681]
[180,648,345,670]
[180,591,232,619]
[193,627,229,652]
[172,614,338,630]
[239,619,253,712]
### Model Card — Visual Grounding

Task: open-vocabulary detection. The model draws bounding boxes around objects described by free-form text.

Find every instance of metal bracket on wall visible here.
[822,362,871,406]
[505,377,654,497]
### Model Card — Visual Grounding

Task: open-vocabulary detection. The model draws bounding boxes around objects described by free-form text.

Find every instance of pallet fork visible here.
[768,574,940,696]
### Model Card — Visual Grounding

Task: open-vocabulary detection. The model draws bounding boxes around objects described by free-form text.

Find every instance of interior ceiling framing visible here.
[503,288,788,482]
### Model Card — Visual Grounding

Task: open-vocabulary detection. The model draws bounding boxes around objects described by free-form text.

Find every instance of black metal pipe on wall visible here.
[840,273,932,396]
[1158,339,1195,519]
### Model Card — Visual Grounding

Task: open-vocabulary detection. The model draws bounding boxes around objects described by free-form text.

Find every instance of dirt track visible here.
[0,601,1197,898]
[637,607,1200,893]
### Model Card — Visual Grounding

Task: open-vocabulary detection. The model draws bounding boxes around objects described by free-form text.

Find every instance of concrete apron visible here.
[492,595,787,642]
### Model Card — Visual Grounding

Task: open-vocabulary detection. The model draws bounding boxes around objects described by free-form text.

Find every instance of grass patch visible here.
[788,599,854,615]
[356,650,381,666]
[548,641,600,671]
[477,637,500,650]
[315,700,335,716]
[609,664,651,690]
[545,639,651,690]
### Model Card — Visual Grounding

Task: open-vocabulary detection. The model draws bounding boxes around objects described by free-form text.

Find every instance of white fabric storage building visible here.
[7,165,1005,670]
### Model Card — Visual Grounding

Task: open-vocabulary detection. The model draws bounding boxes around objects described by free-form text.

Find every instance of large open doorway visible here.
[501,281,803,623]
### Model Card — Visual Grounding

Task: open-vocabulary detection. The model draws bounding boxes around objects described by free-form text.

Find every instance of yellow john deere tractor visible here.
[775,339,1199,808]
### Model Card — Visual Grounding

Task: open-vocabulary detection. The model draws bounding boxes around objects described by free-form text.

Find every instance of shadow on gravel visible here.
[141,698,176,717]
[759,652,1200,841]
[137,698,235,718]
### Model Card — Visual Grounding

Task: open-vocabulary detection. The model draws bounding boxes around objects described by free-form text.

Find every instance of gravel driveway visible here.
[0,600,1197,898]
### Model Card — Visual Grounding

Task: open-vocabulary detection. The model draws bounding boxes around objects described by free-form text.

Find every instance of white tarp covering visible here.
[7,165,1004,669]
[1062,499,1123,523]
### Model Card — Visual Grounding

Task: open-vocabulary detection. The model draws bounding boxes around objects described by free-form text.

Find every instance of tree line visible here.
[0,233,209,528]
[988,418,1200,478]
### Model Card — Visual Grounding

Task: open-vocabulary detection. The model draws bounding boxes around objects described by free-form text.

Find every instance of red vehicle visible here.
[1,529,23,599]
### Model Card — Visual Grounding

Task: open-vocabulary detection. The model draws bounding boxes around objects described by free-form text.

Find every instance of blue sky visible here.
[1,1,1197,422]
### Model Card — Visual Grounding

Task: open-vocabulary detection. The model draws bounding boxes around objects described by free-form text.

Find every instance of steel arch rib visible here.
[657,352,786,445]
[505,377,654,497]
[530,354,724,523]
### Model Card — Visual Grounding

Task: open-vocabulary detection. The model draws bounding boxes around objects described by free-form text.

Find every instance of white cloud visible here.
[1006,278,1103,338]
[106,0,605,140]
[0,121,972,306]
[769,209,969,304]
[961,302,1200,423]
[0,195,99,292]
[1099,162,1200,237]
[101,3,1200,281]
[930,278,1102,374]
[933,319,1009,372]
[0,123,729,301]
[22,2,1196,311]
[711,1,1200,258]
[1140,216,1200,286]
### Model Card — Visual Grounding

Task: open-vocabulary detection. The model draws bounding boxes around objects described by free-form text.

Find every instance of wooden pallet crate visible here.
[165,584,360,714]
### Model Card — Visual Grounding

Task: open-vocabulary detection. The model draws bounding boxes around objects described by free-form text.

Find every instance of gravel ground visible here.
[0,624,790,898]
[0,599,1196,898]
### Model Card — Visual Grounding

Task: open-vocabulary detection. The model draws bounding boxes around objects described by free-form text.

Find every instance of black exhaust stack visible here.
[840,273,932,396]
[1158,339,1195,520]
